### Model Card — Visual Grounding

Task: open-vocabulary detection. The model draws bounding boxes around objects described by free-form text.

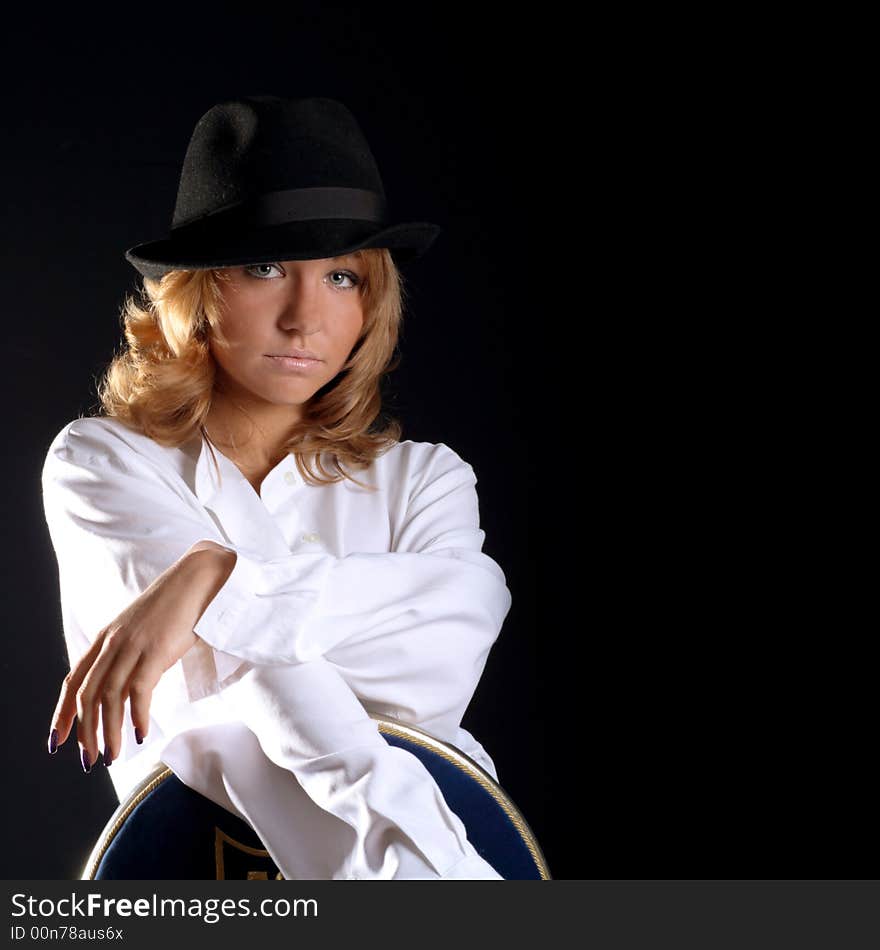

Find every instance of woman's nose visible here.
[277,290,324,331]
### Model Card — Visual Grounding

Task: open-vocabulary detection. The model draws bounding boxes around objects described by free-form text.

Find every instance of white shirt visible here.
[41,416,512,879]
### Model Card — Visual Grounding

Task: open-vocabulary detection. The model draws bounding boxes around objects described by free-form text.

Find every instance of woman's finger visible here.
[75,631,139,773]
[98,663,136,767]
[127,659,163,750]
[49,671,79,753]
[48,634,105,753]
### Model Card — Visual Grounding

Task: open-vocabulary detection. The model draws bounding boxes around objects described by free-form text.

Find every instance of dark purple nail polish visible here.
[135,727,144,745]
[81,748,91,773]
[48,728,58,755]
[102,748,112,766]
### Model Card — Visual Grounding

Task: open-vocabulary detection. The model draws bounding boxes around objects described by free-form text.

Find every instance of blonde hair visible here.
[96,248,409,488]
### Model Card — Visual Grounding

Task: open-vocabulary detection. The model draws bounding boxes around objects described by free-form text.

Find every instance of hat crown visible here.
[172,95,386,230]
[124,94,441,280]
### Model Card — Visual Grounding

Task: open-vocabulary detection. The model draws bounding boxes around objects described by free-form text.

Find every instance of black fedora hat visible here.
[125,95,442,281]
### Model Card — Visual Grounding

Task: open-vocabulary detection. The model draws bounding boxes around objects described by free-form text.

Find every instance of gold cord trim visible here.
[375,719,552,880]
[81,763,172,880]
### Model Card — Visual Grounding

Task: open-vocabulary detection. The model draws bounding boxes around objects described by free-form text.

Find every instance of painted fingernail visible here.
[102,748,112,767]
[48,728,58,755]
[135,727,144,745]
[81,748,92,773]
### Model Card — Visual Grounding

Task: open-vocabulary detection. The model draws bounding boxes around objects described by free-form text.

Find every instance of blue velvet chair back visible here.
[82,716,551,880]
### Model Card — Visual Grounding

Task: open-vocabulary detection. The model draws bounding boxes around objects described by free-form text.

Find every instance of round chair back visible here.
[82,716,551,880]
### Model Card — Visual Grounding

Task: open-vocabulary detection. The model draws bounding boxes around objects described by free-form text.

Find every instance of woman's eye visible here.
[244,263,283,279]
[328,270,360,291]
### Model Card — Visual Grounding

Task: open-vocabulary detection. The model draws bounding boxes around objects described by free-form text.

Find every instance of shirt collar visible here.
[193,432,222,507]
[192,431,297,558]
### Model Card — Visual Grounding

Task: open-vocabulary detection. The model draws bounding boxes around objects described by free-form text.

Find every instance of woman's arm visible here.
[43,421,511,763]
[48,543,237,768]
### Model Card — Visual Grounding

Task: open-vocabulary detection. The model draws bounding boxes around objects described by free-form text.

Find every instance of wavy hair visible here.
[96,248,409,489]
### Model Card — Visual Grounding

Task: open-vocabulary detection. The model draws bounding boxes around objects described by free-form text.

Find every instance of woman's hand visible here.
[47,544,237,772]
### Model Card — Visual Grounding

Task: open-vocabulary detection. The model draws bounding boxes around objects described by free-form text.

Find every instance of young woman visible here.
[41,95,511,880]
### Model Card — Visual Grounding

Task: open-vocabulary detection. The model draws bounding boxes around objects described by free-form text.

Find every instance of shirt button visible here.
[284,471,296,485]
[301,532,320,543]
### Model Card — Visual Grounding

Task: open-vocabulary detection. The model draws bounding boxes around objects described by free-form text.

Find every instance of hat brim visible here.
[124,220,442,281]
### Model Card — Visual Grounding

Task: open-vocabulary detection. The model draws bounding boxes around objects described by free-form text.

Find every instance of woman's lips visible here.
[265,355,323,371]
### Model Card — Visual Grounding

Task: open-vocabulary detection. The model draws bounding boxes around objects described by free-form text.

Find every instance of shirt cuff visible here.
[190,541,334,665]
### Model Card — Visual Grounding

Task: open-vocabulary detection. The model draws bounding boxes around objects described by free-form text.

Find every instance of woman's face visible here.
[208,255,366,413]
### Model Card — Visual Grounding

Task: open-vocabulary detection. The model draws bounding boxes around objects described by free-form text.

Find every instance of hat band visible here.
[171,186,386,236]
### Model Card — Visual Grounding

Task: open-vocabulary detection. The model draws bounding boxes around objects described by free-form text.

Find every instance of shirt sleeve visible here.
[312,454,512,775]
[41,423,512,714]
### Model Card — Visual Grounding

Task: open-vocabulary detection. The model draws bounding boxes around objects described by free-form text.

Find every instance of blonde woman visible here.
[41,96,510,880]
